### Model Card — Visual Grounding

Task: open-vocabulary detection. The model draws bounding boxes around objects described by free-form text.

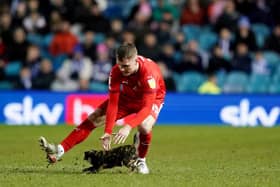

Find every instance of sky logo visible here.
[220,99,280,127]
[3,96,63,125]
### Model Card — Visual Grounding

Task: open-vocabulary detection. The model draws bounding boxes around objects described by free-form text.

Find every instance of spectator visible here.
[109,19,124,43]
[32,58,55,90]
[234,0,254,16]
[24,45,41,78]
[127,0,152,24]
[0,60,5,81]
[0,36,7,61]
[153,0,178,22]
[82,2,111,34]
[207,45,231,73]
[127,12,151,47]
[0,12,14,45]
[81,30,97,61]
[121,30,136,44]
[207,0,226,24]
[234,16,257,51]
[48,0,70,21]
[155,20,173,45]
[176,40,204,73]
[23,10,47,34]
[6,27,30,62]
[12,1,27,28]
[15,67,32,90]
[104,35,118,61]
[269,0,280,25]
[265,24,280,54]
[48,10,63,32]
[185,39,209,69]
[251,50,270,75]
[51,45,93,91]
[215,0,239,32]
[217,27,234,58]
[172,31,185,53]
[27,0,40,13]
[198,73,221,94]
[158,61,176,92]
[249,0,273,26]
[180,0,205,26]
[158,43,177,72]
[74,0,94,25]
[231,43,252,74]
[138,33,160,61]
[91,43,112,84]
[49,20,78,56]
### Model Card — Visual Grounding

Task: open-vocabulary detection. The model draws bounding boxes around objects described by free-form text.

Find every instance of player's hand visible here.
[100,133,111,151]
[113,125,132,144]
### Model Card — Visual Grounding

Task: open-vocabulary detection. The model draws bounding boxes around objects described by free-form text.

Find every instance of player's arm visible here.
[104,70,120,134]
[101,70,120,150]
[104,91,119,134]
[126,77,157,128]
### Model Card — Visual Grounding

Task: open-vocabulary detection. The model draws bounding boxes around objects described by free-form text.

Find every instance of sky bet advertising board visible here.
[0,91,279,127]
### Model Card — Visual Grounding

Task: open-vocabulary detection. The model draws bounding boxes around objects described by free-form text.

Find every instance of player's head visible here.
[116,43,138,76]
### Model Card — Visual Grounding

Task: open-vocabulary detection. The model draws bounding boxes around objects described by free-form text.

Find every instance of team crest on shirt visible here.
[147,78,156,89]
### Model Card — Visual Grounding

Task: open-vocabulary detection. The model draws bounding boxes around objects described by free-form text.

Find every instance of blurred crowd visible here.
[0,0,280,93]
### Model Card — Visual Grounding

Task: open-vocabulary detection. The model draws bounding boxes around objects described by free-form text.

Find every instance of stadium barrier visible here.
[0,91,279,127]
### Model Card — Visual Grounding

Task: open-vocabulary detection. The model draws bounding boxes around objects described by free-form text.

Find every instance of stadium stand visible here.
[177,71,205,92]
[223,71,249,93]
[0,0,279,94]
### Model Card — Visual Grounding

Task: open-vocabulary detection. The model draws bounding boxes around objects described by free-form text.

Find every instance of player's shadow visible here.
[1,167,82,175]
[1,167,134,175]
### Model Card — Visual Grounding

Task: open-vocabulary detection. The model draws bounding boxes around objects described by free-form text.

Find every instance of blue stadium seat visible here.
[269,82,280,94]
[52,54,67,71]
[223,71,249,93]
[182,25,201,41]
[199,31,218,51]
[27,33,43,46]
[252,24,270,48]
[103,5,123,19]
[263,51,280,74]
[172,72,181,84]
[5,61,22,77]
[0,81,13,90]
[247,73,270,93]
[94,33,106,44]
[215,71,227,88]
[89,81,108,92]
[177,71,205,92]
[42,33,53,48]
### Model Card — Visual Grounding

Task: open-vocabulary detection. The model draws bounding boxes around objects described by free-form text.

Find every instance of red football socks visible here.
[61,119,96,152]
[138,132,152,158]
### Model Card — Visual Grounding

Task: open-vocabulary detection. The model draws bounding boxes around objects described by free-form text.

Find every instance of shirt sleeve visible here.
[104,69,120,134]
[126,74,158,127]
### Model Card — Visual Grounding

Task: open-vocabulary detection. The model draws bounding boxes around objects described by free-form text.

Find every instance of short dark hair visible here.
[116,43,137,61]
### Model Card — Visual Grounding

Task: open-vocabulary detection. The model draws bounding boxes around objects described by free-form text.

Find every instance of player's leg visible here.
[134,102,163,174]
[39,100,108,163]
[134,115,155,174]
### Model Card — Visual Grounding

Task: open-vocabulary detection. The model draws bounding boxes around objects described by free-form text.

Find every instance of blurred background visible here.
[0,0,279,126]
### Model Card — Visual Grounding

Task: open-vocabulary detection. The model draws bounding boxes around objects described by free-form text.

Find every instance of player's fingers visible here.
[103,142,110,151]
[113,134,122,144]
[120,135,127,144]
[108,142,111,150]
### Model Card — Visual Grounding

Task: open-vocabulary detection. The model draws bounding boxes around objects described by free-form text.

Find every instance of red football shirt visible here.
[104,55,166,134]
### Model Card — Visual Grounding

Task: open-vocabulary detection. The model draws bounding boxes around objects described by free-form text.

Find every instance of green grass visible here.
[0,125,280,187]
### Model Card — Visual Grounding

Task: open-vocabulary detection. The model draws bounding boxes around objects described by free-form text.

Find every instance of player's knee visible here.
[88,109,105,127]
[138,115,155,134]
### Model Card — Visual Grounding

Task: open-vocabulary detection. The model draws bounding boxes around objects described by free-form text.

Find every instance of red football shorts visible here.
[97,99,163,123]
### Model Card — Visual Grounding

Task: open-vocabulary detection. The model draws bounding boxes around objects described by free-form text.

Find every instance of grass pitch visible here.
[0,125,280,187]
